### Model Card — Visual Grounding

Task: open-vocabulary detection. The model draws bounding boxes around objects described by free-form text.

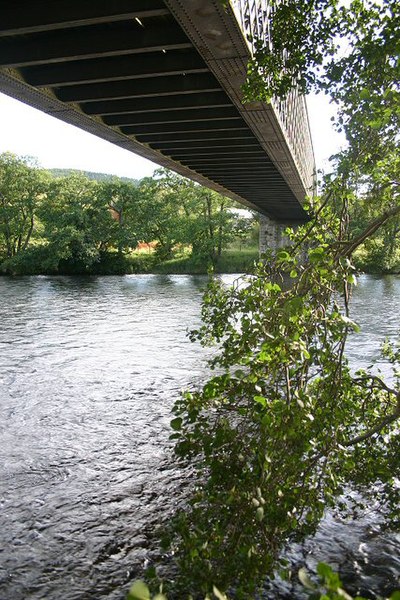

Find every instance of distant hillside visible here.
[48,168,140,185]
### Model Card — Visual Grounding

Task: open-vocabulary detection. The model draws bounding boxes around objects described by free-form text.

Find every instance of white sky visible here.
[0,91,345,179]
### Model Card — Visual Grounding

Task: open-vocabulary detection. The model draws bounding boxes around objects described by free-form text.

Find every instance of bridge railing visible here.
[231,0,316,193]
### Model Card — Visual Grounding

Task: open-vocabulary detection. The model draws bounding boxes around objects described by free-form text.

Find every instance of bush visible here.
[0,245,59,275]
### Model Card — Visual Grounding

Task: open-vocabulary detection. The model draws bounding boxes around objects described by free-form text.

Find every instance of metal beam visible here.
[190,165,276,174]
[167,148,266,157]
[224,182,289,189]
[121,119,245,136]
[194,173,275,181]
[0,21,191,67]
[178,156,271,165]
[179,160,273,169]
[21,50,207,87]
[80,92,232,115]
[57,73,221,102]
[183,160,271,168]
[0,1,170,36]
[135,130,253,143]
[149,140,260,150]
[102,107,240,126]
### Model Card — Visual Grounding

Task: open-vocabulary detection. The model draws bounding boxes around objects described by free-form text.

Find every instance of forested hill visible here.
[48,168,139,185]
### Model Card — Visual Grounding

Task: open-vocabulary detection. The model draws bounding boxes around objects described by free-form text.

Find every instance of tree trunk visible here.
[0,192,13,257]
[217,200,226,260]
[22,215,35,251]
[205,194,216,264]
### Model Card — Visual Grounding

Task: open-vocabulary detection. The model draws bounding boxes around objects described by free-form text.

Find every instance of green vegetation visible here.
[166,202,400,597]
[143,0,399,597]
[153,247,259,275]
[1,150,397,275]
[127,562,400,600]
[0,159,257,275]
[48,167,140,185]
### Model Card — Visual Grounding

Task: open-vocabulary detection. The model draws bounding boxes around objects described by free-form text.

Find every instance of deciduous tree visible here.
[0,152,47,258]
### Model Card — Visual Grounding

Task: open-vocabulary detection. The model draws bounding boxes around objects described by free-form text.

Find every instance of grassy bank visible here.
[0,247,259,276]
[153,248,259,274]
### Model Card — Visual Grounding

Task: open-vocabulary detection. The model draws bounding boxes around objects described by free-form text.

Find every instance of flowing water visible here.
[0,274,399,599]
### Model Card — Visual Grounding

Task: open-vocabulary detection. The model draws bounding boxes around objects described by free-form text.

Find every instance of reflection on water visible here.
[0,274,399,599]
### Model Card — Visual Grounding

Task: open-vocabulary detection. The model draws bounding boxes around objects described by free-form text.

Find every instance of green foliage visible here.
[160,4,400,592]
[243,0,341,101]
[91,251,155,275]
[1,244,60,275]
[138,170,192,261]
[243,0,399,122]
[165,197,399,596]
[160,1,400,584]
[0,152,48,259]
[127,580,233,600]
[48,167,139,185]
[127,562,399,600]
[127,580,167,600]
[153,248,258,275]
[300,562,400,600]
[0,161,255,275]
[138,169,246,267]
[97,177,143,254]
[38,173,104,270]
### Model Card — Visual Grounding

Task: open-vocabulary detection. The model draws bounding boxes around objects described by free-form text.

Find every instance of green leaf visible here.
[127,581,151,600]
[317,562,340,586]
[346,273,357,285]
[234,369,245,378]
[170,417,183,431]
[254,395,267,407]
[290,269,298,278]
[277,250,290,261]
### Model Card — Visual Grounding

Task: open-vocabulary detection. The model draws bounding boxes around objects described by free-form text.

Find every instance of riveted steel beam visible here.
[80,92,232,115]
[103,106,240,126]
[0,21,191,67]
[57,73,221,102]
[121,118,245,136]
[0,0,170,36]
[21,50,207,87]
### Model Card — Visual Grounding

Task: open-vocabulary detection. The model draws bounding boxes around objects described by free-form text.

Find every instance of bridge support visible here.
[259,215,288,255]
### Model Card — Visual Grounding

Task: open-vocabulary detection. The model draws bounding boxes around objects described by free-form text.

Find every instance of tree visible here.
[161,1,400,596]
[184,186,235,266]
[0,152,47,258]
[138,169,240,266]
[38,173,103,271]
[97,178,142,255]
[138,170,192,260]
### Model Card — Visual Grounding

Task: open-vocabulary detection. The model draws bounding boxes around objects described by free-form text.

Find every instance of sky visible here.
[0,91,345,179]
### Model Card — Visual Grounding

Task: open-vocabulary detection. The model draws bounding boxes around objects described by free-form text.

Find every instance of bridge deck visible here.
[0,0,315,222]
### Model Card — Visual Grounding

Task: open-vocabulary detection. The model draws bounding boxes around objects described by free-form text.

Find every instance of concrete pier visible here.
[259,215,288,254]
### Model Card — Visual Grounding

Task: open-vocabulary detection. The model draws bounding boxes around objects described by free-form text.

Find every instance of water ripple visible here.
[0,274,399,599]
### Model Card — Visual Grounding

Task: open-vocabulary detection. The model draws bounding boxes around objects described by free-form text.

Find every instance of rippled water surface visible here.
[0,274,399,599]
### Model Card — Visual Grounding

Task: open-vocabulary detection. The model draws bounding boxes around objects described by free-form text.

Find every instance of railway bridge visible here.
[0,0,315,249]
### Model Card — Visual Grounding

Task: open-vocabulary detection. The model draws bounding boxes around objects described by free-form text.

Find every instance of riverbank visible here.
[2,246,399,276]
[0,247,260,276]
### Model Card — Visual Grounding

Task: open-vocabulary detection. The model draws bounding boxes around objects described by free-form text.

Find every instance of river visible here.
[0,274,399,599]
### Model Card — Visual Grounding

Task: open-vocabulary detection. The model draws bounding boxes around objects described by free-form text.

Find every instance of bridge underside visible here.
[0,0,312,222]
